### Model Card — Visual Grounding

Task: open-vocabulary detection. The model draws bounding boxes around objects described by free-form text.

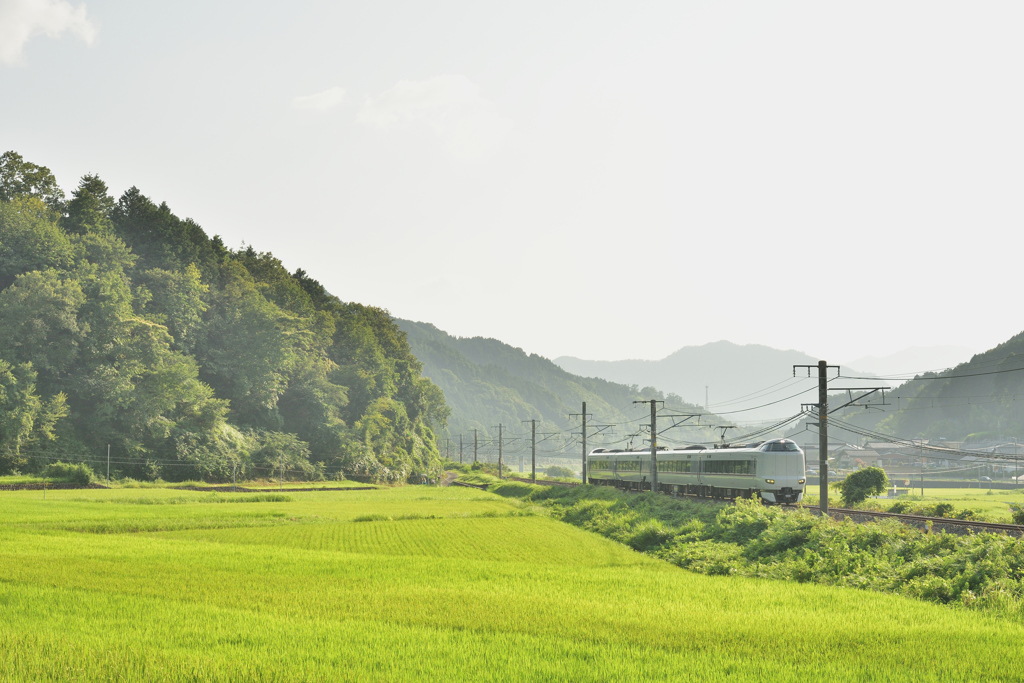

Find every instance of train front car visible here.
[756,439,805,504]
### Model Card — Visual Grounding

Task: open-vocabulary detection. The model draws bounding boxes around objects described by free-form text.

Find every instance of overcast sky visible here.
[2,0,1021,367]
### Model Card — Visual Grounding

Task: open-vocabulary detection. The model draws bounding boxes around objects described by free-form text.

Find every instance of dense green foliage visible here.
[546,465,576,478]
[833,466,888,505]
[0,151,448,482]
[41,461,95,484]
[3,486,1023,681]
[488,482,1024,615]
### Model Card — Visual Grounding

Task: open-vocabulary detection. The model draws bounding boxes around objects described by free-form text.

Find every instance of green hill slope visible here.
[788,331,1024,446]
[396,320,718,451]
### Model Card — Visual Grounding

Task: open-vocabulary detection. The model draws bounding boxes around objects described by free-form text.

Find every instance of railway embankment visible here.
[806,506,1024,538]
[476,475,1024,617]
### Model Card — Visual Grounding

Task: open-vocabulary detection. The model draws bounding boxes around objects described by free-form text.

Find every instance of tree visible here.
[63,174,115,236]
[0,361,67,475]
[833,466,889,506]
[0,151,65,213]
[137,264,208,353]
[0,270,87,379]
[195,261,296,426]
[250,431,317,480]
[0,197,75,289]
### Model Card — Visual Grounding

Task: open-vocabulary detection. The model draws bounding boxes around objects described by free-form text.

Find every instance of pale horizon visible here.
[4,0,1022,365]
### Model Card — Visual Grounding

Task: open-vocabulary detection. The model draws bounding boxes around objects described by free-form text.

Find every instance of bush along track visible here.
[487,480,1024,618]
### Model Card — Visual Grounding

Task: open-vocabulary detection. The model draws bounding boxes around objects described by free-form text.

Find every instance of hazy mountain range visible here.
[555,342,976,422]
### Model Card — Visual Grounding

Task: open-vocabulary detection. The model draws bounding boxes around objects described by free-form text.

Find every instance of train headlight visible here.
[765,479,775,484]
[798,479,805,484]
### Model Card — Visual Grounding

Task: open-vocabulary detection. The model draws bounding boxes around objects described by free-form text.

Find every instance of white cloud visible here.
[0,0,97,66]
[358,75,512,160]
[290,86,346,112]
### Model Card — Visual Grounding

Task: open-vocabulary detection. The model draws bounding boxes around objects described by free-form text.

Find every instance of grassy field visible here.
[0,475,378,490]
[3,486,1024,681]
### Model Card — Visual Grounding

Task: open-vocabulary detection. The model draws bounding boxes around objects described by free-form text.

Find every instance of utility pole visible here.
[795,361,838,513]
[233,462,237,492]
[445,437,450,461]
[921,455,925,497]
[650,400,657,492]
[459,434,464,464]
[106,444,110,485]
[280,458,284,490]
[495,424,504,479]
[819,361,828,511]
[522,419,538,484]
[569,402,593,482]
[705,386,709,411]
[473,429,478,463]
[532,419,537,484]
[632,400,662,492]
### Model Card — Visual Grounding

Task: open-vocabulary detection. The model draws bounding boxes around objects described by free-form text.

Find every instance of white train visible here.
[587,438,805,504]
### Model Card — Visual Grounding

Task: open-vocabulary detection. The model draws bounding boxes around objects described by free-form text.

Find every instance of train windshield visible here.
[763,441,800,452]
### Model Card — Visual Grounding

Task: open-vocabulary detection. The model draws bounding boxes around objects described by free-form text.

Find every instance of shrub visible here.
[833,467,888,506]
[546,465,576,479]
[1010,505,1024,525]
[932,503,955,518]
[42,461,94,484]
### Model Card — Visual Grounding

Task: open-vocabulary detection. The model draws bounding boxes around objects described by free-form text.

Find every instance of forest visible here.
[0,151,449,483]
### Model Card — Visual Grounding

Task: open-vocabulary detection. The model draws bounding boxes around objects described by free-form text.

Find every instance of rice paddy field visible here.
[2,486,1024,681]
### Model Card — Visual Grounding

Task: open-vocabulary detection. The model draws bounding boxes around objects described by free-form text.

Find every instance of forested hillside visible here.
[397,320,717,446]
[0,151,448,482]
[874,334,1024,441]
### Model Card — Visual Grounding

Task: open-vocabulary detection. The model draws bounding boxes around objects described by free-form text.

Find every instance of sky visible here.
[2,0,1022,366]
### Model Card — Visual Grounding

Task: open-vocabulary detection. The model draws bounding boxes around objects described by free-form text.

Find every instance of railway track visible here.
[455,476,1024,535]
[797,504,1024,535]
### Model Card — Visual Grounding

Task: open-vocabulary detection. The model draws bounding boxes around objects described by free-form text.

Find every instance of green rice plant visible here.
[3,486,1024,680]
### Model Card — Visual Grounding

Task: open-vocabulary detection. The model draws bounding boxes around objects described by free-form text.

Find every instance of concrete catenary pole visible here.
[581,401,587,483]
[818,360,828,513]
[532,419,537,484]
[497,424,503,479]
[459,434,463,464]
[650,400,658,493]
[473,429,478,463]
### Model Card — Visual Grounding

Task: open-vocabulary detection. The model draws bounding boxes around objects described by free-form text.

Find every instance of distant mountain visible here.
[395,320,720,459]
[555,341,823,421]
[842,346,975,379]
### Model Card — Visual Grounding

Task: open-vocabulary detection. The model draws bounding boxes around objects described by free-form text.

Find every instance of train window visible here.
[657,461,691,473]
[702,460,753,475]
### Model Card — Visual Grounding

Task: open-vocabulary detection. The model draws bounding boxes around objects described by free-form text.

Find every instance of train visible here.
[586,438,806,504]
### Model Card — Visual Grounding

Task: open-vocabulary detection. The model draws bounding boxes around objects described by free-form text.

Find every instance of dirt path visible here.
[440,472,459,487]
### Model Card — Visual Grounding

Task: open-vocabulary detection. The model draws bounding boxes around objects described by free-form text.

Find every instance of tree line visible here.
[0,151,449,482]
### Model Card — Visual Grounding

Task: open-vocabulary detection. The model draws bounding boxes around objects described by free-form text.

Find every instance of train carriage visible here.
[587,439,805,504]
